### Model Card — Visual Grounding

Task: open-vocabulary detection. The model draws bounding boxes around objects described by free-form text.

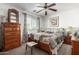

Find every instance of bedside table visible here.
[26,41,38,55]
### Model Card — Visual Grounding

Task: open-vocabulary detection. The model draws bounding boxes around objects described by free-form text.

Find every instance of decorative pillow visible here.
[49,37,57,49]
[41,37,50,44]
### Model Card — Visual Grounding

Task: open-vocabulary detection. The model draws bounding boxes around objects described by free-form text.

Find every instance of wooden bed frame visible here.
[28,36,52,54]
[37,41,52,54]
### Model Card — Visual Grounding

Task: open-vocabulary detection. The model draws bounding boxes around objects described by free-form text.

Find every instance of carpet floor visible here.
[0,44,71,55]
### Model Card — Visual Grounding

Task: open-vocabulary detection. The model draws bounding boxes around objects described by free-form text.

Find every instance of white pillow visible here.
[41,37,50,44]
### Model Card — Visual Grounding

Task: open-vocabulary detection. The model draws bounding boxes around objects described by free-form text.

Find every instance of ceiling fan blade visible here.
[45,11,47,15]
[48,8,57,12]
[36,9,44,13]
[48,3,56,7]
[37,6,44,8]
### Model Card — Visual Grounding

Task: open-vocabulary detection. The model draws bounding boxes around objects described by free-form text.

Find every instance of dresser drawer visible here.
[5,39,20,44]
[4,44,11,50]
[4,42,20,49]
[10,42,20,48]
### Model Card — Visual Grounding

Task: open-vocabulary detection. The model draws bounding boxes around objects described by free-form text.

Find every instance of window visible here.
[27,14,38,33]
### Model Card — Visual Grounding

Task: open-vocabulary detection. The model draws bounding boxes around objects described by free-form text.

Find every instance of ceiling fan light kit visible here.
[34,3,57,15]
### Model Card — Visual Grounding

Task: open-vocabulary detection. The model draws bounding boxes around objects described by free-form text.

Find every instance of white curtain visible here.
[27,14,38,34]
[22,13,28,43]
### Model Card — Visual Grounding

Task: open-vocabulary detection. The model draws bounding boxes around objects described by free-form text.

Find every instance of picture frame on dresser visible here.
[8,9,19,23]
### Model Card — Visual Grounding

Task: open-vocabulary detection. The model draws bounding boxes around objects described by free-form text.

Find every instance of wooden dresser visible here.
[72,39,79,55]
[1,23,21,51]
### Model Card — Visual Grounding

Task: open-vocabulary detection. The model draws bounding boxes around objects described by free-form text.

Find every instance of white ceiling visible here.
[7,3,79,16]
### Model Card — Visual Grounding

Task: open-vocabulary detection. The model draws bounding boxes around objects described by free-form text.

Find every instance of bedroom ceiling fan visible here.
[33,3,57,15]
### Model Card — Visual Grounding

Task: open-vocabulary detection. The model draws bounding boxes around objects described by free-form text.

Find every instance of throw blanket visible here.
[32,32,65,49]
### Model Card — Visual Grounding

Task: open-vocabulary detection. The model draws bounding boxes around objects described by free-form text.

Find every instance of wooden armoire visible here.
[1,23,21,51]
[0,9,21,51]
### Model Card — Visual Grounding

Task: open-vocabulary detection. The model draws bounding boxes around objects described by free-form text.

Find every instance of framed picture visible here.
[50,16,59,27]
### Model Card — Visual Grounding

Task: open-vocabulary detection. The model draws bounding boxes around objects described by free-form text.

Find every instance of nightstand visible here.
[25,41,38,55]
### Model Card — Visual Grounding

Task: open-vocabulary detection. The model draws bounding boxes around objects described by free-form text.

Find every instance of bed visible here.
[28,32,65,55]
